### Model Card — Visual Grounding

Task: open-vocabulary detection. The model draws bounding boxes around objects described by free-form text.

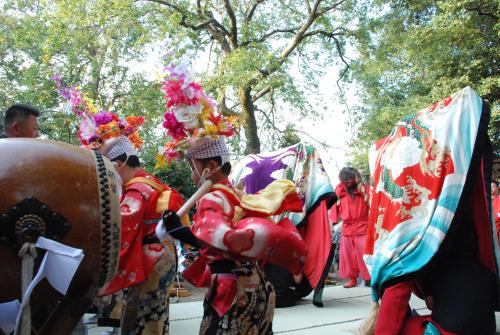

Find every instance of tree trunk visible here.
[239,86,260,154]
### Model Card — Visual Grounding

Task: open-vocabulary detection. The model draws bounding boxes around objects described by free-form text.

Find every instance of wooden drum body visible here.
[0,139,121,335]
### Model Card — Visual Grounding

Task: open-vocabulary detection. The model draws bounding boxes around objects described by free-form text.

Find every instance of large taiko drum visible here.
[0,139,121,335]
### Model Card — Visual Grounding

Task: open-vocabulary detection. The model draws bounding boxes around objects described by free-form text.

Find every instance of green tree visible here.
[152,160,197,199]
[0,0,170,142]
[280,123,301,148]
[144,0,352,154]
[0,0,201,191]
[346,0,499,169]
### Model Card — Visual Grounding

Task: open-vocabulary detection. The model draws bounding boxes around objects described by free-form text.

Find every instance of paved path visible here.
[88,285,433,335]
[87,284,500,334]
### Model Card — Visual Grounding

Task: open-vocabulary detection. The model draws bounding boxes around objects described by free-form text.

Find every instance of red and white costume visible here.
[100,169,185,296]
[182,179,307,319]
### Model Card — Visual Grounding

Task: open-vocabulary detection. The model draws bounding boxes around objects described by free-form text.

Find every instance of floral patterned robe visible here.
[183,178,307,335]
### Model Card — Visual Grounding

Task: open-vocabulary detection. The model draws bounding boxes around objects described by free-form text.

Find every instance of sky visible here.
[285,59,357,185]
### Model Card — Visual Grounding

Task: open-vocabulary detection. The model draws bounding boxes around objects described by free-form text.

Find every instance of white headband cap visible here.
[187,137,231,165]
[100,135,137,161]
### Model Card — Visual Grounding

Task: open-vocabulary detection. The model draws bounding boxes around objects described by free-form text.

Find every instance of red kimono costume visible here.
[330,183,371,281]
[375,281,456,335]
[99,169,185,335]
[493,195,500,246]
[182,179,307,335]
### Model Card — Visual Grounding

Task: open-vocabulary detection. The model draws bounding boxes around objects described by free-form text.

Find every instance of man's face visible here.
[11,115,39,138]
[112,160,126,183]
[189,159,204,186]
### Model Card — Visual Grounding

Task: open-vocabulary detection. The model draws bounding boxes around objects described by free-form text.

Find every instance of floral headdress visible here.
[156,60,238,167]
[52,75,144,150]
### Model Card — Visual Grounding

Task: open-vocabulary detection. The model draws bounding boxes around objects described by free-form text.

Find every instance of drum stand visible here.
[0,197,71,335]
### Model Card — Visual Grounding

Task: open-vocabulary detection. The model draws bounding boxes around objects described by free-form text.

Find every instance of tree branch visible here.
[247,2,348,102]
[207,27,232,53]
[241,28,298,46]
[302,28,343,39]
[143,0,184,13]
[258,0,323,77]
[246,0,265,24]
[223,0,238,47]
[144,0,233,53]
[278,0,304,17]
[256,106,331,149]
[331,35,349,85]
[252,85,272,102]
[318,0,346,15]
[181,16,219,30]
[255,1,348,80]
[143,0,219,31]
[305,0,312,14]
[144,0,230,35]
[311,0,322,15]
[218,94,238,116]
[201,11,233,53]
[292,127,331,149]
[464,4,499,20]
[255,107,282,135]
[205,15,231,36]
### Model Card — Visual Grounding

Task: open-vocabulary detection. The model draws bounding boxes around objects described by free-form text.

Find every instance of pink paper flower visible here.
[162,79,202,108]
[166,148,178,160]
[163,112,187,140]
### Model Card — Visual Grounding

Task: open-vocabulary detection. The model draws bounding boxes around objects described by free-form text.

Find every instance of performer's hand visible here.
[162,210,182,231]
[293,272,303,284]
[160,210,200,248]
[424,296,434,310]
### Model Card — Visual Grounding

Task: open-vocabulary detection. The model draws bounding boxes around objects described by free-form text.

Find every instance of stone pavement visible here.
[87,285,432,335]
[168,286,430,335]
[86,284,500,334]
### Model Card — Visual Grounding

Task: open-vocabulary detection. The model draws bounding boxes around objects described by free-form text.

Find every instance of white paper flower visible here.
[173,104,202,129]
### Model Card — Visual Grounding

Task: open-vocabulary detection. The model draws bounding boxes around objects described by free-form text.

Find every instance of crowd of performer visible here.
[1,83,500,335]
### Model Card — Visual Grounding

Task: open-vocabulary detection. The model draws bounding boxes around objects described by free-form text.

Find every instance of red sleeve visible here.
[330,203,339,224]
[98,190,148,296]
[120,190,147,258]
[375,281,413,335]
[192,190,307,276]
[195,190,233,223]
